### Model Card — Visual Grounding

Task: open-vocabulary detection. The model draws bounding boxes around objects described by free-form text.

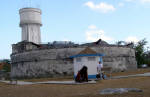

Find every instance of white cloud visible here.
[125,0,136,2]
[62,38,70,41]
[118,2,124,7]
[88,25,97,29]
[125,0,150,3]
[140,0,150,3]
[84,1,115,13]
[86,25,113,42]
[125,36,139,43]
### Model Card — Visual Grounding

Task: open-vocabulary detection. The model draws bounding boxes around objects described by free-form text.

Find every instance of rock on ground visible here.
[100,88,142,94]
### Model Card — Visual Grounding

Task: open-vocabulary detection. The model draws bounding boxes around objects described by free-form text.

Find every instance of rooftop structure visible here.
[71,47,104,79]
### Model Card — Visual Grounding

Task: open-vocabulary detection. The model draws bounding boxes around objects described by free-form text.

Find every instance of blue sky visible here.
[0,0,150,59]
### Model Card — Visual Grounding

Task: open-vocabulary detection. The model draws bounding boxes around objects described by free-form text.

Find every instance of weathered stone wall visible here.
[92,47,137,71]
[11,59,73,78]
[11,46,137,78]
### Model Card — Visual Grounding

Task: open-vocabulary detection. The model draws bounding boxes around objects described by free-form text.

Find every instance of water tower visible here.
[19,8,42,44]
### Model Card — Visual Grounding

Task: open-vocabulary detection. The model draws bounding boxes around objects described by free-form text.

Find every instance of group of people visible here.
[75,61,105,83]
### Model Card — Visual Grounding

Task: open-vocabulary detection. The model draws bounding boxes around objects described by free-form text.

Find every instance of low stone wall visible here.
[11,46,137,78]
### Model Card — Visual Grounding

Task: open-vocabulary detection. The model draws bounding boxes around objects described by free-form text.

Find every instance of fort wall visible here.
[11,45,137,78]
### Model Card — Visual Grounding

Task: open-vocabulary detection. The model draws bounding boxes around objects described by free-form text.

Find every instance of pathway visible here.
[0,72,150,85]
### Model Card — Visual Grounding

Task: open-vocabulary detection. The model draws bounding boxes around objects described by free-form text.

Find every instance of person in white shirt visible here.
[97,61,103,79]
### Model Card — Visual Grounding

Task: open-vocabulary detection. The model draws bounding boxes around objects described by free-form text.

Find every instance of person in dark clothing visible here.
[80,66,88,82]
[75,66,88,82]
[75,71,81,82]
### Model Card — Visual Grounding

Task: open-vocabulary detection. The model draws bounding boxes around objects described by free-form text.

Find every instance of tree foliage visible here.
[0,59,11,72]
[134,39,149,67]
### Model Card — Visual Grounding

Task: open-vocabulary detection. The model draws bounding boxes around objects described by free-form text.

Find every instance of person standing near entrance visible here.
[97,61,103,79]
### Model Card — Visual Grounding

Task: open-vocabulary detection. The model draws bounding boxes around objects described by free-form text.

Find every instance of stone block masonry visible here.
[11,44,137,78]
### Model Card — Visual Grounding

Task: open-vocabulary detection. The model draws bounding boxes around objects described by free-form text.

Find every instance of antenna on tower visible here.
[19,0,41,9]
[28,0,32,7]
[35,0,42,9]
[22,0,33,8]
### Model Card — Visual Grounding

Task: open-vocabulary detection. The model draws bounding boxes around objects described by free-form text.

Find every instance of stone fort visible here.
[11,8,137,78]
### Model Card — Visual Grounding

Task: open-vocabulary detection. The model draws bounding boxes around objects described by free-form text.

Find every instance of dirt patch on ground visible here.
[111,68,150,77]
[22,76,73,82]
[21,68,150,82]
[0,76,150,97]
[0,68,150,97]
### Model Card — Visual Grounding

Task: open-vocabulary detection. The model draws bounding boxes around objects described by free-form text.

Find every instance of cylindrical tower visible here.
[19,8,42,44]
